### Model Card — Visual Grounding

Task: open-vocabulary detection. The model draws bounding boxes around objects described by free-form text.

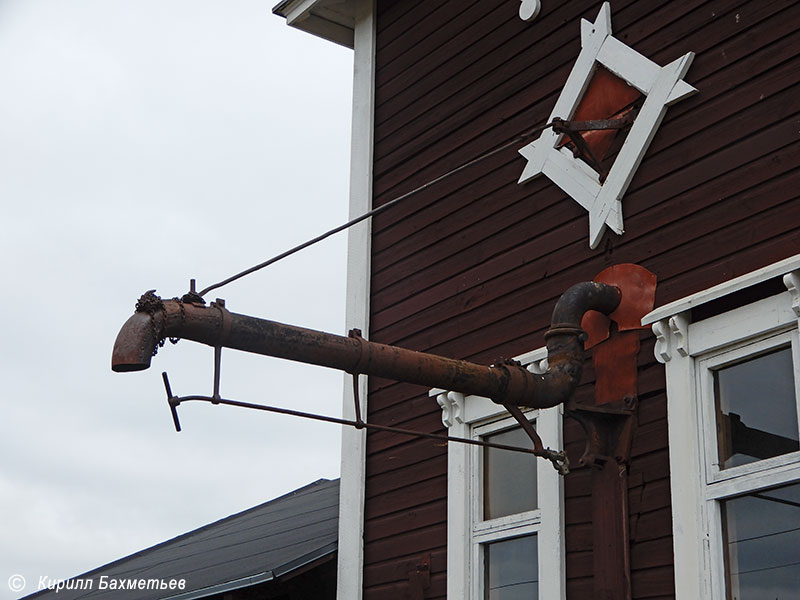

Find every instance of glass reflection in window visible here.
[485,534,538,600]
[484,426,537,520]
[713,346,799,469]
[722,482,800,599]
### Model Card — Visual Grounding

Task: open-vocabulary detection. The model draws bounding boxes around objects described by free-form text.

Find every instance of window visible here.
[643,255,800,599]
[701,334,800,476]
[432,347,565,600]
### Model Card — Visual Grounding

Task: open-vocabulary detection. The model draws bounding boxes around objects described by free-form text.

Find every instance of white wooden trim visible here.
[653,256,800,600]
[703,461,800,501]
[275,0,355,48]
[589,51,694,244]
[336,2,374,598]
[642,253,800,325]
[537,403,566,600]
[696,329,798,484]
[687,292,795,357]
[281,0,323,24]
[784,270,800,321]
[444,392,470,599]
[517,2,696,249]
[432,346,565,600]
[663,349,711,599]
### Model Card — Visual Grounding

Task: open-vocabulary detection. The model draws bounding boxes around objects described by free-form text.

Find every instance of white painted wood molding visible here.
[336,2,374,599]
[642,253,800,326]
[784,270,800,317]
[648,255,800,600]
[518,1,697,249]
[431,345,564,600]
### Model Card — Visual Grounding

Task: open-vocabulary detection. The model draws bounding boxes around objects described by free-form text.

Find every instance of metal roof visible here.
[22,479,339,600]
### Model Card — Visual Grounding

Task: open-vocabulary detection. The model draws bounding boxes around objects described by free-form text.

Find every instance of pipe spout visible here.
[111,283,621,409]
[112,312,160,372]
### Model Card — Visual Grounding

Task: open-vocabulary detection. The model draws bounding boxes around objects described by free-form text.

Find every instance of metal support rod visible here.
[161,373,566,466]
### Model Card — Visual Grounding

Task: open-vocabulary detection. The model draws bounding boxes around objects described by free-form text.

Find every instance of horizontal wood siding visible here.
[364,0,800,597]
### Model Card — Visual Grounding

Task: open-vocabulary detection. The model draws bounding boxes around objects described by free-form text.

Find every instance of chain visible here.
[134,291,168,356]
[134,290,187,353]
[169,298,185,345]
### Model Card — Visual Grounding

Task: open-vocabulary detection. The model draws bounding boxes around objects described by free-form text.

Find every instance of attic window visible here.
[517,2,696,249]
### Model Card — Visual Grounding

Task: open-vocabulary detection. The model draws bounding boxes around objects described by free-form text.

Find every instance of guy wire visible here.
[198,121,552,298]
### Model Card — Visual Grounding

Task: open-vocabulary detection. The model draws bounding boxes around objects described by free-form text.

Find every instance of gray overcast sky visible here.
[0,1,354,597]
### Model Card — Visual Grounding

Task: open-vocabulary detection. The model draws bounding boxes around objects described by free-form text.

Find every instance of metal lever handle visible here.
[162,371,182,432]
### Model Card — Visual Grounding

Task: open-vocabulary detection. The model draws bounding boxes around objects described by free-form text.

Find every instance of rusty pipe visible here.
[111,282,620,409]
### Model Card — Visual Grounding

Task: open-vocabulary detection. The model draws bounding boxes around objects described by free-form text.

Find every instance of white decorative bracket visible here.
[519,0,541,21]
[784,270,800,318]
[652,320,671,363]
[527,356,549,374]
[518,2,697,249]
[652,312,689,364]
[436,391,465,428]
[669,313,689,357]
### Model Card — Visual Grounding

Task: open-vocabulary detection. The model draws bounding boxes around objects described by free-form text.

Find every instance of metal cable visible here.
[198,121,552,297]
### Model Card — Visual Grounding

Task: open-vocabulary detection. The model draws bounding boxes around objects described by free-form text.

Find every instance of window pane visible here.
[484,426,537,520]
[714,346,799,469]
[722,482,800,599]
[485,534,538,600]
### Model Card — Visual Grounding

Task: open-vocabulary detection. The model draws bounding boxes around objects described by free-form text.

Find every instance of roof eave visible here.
[272,0,355,49]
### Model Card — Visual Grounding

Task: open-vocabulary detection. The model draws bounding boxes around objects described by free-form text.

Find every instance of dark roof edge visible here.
[271,0,292,15]
[160,571,274,600]
[20,479,337,600]
[161,541,339,600]
[273,540,339,579]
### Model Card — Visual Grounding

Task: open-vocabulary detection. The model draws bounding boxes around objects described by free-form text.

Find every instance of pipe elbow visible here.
[111,311,161,372]
[550,281,621,326]
[504,281,621,409]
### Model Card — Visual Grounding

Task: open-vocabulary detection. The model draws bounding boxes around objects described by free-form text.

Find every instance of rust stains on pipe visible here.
[528,281,624,408]
[111,282,620,409]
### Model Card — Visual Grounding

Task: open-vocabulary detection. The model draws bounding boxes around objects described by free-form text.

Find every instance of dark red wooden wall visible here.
[363,0,800,597]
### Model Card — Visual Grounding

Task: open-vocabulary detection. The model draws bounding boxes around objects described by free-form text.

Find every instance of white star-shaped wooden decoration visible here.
[518,2,697,249]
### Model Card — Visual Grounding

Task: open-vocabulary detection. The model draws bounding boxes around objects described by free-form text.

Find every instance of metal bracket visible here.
[406,553,431,599]
[502,400,569,475]
[552,111,637,182]
[566,396,637,468]
[348,328,367,429]
[491,357,570,474]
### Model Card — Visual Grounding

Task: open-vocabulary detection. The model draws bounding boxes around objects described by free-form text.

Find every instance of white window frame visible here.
[517,1,696,249]
[642,255,800,599]
[431,347,566,600]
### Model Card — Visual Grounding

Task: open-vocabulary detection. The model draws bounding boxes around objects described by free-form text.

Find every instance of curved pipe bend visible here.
[111,282,620,410]
[524,281,621,408]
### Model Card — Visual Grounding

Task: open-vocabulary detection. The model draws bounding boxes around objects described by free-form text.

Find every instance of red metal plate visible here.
[596,263,657,331]
[561,65,643,161]
[593,330,641,406]
[583,263,656,349]
[582,310,611,350]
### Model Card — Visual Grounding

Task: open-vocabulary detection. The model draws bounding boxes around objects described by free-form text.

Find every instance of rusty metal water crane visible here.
[111,281,621,473]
